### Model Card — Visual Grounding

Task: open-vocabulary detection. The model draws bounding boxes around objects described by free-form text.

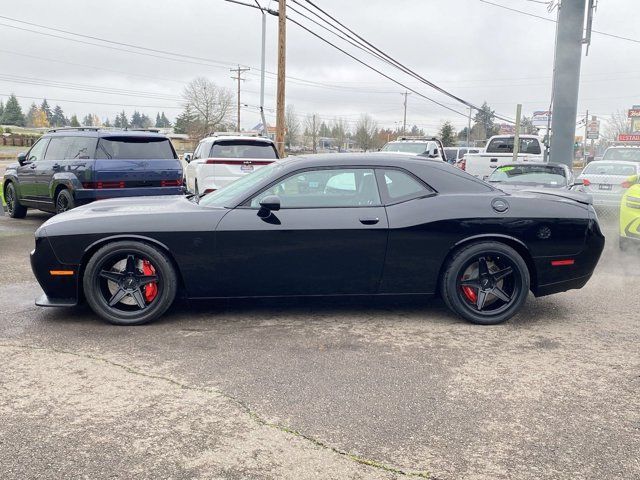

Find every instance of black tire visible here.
[4,182,27,218]
[55,188,75,214]
[83,241,178,325]
[441,241,530,325]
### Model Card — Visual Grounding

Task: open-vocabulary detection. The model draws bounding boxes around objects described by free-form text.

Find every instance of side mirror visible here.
[183,153,192,163]
[259,195,281,212]
[17,152,28,166]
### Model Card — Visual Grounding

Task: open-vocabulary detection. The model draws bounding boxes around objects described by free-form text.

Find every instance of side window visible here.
[250,168,380,208]
[380,169,432,202]
[192,142,203,160]
[26,138,49,162]
[44,137,73,160]
[65,137,97,160]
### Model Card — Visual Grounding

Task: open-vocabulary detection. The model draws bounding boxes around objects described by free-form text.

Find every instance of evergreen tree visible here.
[1,94,26,126]
[0,100,4,120]
[155,113,162,128]
[103,118,112,128]
[114,111,129,129]
[130,110,143,128]
[438,121,456,147]
[319,121,331,137]
[51,105,67,127]
[140,113,152,128]
[473,102,499,140]
[69,114,80,127]
[82,114,94,126]
[40,99,52,123]
[26,102,39,128]
[174,106,196,135]
[160,112,171,127]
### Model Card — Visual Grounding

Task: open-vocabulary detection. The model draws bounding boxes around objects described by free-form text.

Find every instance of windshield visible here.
[97,137,176,159]
[488,164,567,187]
[486,137,541,155]
[199,161,283,207]
[381,142,428,154]
[444,148,457,162]
[582,162,637,176]
[211,140,278,159]
[602,148,640,162]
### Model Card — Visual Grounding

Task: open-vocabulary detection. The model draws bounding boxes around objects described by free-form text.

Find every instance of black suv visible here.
[3,127,183,218]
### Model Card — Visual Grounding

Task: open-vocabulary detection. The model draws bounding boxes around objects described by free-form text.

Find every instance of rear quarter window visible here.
[96,137,177,160]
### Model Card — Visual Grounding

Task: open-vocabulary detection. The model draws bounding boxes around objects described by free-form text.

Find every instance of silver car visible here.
[577,160,639,208]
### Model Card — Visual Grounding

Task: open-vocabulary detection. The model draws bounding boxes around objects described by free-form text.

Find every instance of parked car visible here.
[619,182,640,250]
[576,160,639,210]
[2,127,183,218]
[380,136,446,161]
[601,145,640,163]
[31,153,604,326]
[462,135,544,179]
[486,162,581,192]
[443,147,482,165]
[184,133,279,195]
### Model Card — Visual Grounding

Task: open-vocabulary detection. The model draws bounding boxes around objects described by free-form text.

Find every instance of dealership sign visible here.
[628,109,640,118]
[532,110,551,127]
[618,134,640,142]
[586,120,600,140]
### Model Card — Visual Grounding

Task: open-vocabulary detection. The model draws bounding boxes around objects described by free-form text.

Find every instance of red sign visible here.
[628,109,640,118]
[618,134,640,142]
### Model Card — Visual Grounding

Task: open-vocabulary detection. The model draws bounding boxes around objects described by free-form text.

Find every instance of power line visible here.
[479,0,640,44]
[0,92,182,109]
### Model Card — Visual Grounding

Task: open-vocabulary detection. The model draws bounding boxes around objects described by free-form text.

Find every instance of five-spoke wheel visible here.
[5,182,27,218]
[442,241,529,325]
[83,241,177,325]
[55,189,75,214]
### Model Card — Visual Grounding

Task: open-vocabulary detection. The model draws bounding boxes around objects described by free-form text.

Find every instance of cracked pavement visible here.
[0,210,638,479]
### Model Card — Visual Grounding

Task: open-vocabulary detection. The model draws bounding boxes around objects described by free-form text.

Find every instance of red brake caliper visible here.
[142,260,158,303]
[461,284,477,303]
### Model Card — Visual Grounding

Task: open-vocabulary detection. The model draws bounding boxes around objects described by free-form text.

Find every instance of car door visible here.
[185,141,203,191]
[15,137,50,202]
[211,167,389,297]
[37,135,72,201]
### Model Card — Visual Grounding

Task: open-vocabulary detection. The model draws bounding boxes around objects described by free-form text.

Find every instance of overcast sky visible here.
[0,0,637,133]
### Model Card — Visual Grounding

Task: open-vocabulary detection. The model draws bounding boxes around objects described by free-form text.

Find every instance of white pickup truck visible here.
[461,135,545,179]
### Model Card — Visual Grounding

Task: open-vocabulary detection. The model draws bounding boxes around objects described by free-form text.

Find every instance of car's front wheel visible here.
[441,241,530,325]
[4,182,27,218]
[83,241,177,325]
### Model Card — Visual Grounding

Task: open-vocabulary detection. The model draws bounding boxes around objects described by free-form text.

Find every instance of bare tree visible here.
[331,117,348,151]
[354,114,378,151]
[285,105,300,149]
[304,113,320,153]
[603,110,631,142]
[182,77,233,139]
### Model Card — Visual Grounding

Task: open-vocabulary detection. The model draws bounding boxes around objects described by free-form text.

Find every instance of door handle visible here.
[359,217,379,225]
[52,163,61,170]
[29,163,37,169]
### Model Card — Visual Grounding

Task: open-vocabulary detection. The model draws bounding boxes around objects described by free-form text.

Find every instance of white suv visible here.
[380,136,446,161]
[184,134,279,194]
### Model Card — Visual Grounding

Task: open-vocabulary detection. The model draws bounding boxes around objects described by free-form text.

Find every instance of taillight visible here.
[82,181,125,189]
[160,179,183,187]
[621,180,633,189]
[582,179,591,186]
[459,159,466,171]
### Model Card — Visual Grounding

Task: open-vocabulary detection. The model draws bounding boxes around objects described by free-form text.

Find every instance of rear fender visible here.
[50,173,82,198]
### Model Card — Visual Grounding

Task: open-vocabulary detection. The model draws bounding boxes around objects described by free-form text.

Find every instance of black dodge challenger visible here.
[30,153,604,326]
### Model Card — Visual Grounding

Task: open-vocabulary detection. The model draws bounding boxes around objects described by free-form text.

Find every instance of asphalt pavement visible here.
[0,209,638,480]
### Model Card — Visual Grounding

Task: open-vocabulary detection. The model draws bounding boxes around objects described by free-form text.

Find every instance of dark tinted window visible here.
[210,141,278,159]
[444,148,457,161]
[45,136,97,160]
[26,138,49,162]
[381,169,431,200]
[486,137,541,155]
[96,137,176,160]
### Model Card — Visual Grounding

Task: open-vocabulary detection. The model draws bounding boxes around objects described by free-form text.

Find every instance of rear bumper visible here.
[532,218,605,297]
[30,236,80,306]
[75,187,184,203]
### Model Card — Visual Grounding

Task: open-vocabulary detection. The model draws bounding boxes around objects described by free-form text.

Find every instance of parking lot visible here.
[0,206,638,480]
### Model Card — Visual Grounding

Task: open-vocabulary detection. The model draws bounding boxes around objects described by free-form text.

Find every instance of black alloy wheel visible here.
[83,241,177,325]
[55,189,75,214]
[441,241,530,325]
[5,182,27,218]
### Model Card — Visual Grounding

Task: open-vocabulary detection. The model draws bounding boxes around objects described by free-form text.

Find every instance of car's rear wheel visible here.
[55,189,75,214]
[83,241,177,325]
[441,241,530,325]
[4,182,27,218]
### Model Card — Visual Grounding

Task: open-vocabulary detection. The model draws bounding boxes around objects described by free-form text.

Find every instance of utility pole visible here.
[512,103,522,163]
[549,0,587,167]
[230,65,250,131]
[401,91,410,135]
[255,0,268,137]
[467,106,472,147]
[275,0,287,157]
[583,109,589,165]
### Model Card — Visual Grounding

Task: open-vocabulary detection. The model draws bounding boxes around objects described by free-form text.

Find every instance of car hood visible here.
[37,195,227,237]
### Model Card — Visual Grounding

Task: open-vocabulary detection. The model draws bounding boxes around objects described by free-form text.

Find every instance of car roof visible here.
[277,152,443,168]
[584,160,639,166]
[496,162,566,168]
[204,135,275,144]
[44,128,168,139]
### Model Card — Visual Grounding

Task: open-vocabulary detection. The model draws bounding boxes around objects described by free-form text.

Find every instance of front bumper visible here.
[30,235,80,307]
